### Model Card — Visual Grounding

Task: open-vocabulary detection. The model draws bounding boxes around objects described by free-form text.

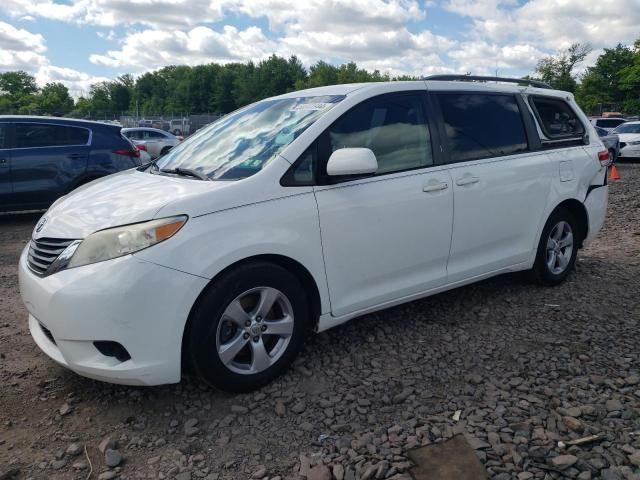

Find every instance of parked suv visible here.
[1,116,142,212]
[19,78,610,391]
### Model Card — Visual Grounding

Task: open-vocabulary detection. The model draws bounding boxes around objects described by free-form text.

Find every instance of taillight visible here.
[598,150,612,167]
[136,144,147,151]
[113,148,140,158]
[177,136,184,142]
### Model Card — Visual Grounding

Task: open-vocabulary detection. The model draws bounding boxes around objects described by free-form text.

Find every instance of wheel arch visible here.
[552,198,589,248]
[180,253,322,371]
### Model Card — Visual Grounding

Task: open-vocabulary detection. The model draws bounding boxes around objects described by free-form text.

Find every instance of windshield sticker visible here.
[291,102,333,111]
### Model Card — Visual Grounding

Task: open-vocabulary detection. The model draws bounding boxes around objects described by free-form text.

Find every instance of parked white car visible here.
[613,121,640,159]
[122,127,182,159]
[19,78,610,391]
[589,117,628,133]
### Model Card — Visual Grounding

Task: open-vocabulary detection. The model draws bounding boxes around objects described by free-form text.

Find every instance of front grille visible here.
[39,323,56,345]
[28,238,76,276]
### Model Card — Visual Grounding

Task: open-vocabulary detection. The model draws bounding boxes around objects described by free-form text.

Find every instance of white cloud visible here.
[448,41,547,75]
[36,65,110,96]
[0,20,46,53]
[90,25,278,70]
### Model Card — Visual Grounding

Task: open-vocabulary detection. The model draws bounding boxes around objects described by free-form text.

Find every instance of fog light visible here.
[93,341,131,362]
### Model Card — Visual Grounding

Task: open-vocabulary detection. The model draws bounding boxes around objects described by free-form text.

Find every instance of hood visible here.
[35,169,226,239]
[618,133,640,143]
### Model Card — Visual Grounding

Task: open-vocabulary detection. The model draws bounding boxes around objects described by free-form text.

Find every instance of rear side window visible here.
[437,93,528,162]
[15,123,90,148]
[326,93,433,175]
[596,118,625,128]
[529,97,584,140]
[145,131,165,139]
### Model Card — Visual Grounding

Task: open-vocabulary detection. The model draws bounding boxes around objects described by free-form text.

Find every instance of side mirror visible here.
[326,148,378,176]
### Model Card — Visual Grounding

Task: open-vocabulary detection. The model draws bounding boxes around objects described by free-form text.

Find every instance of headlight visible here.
[627,140,640,145]
[67,215,187,269]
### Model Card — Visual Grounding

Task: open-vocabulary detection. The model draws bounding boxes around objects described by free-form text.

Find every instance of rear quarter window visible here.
[529,96,584,140]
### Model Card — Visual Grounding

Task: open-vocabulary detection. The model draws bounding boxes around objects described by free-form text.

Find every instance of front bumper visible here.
[19,246,208,386]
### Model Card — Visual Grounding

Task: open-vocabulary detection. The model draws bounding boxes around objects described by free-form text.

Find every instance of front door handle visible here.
[0,158,6,164]
[422,181,449,192]
[456,175,480,186]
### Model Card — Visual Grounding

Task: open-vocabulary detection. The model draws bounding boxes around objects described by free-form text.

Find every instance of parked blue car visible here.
[0,116,143,212]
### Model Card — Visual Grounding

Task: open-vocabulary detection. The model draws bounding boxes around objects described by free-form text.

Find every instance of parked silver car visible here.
[594,126,620,162]
[122,127,182,159]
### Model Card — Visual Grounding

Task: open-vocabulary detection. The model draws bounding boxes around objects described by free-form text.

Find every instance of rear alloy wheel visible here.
[529,207,579,286]
[188,262,309,392]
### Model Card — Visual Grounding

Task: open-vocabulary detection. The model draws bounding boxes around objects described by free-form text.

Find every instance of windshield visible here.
[614,123,640,134]
[154,95,345,180]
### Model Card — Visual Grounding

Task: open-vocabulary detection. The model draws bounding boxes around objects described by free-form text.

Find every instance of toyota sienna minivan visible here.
[19,77,610,391]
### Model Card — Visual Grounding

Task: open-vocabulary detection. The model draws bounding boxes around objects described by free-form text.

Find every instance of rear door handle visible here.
[0,158,7,164]
[422,181,449,192]
[456,176,480,186]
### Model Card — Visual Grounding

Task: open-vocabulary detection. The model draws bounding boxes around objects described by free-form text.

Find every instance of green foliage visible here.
[38,82,74,115]
[534,43,592,93]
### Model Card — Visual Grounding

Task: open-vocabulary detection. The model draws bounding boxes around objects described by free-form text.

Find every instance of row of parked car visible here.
[0,116,181,212]
[590,116,640,161]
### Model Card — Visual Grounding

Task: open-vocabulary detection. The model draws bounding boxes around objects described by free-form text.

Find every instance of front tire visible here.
[529,207,579,286]
[187,262,309,392]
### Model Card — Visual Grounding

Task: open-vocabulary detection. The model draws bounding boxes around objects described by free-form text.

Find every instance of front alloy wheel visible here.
[188,262,309,392]
[216,287,294,375]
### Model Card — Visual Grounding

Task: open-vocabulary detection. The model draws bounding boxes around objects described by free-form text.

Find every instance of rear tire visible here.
[187,262,309,392]
[529,207,579,286]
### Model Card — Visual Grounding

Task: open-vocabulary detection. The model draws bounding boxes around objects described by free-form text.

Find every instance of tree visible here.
[535,43,592,92]
[0,71,38,113]
[37,82,74,115]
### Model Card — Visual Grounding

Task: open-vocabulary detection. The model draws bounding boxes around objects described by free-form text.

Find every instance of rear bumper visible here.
[19,246,208,386]
[583,185,608,247]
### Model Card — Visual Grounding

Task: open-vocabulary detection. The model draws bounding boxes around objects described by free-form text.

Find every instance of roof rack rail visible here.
[423,74,552,89]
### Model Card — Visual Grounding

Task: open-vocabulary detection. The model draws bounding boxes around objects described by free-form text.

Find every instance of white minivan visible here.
[19,77,610,391]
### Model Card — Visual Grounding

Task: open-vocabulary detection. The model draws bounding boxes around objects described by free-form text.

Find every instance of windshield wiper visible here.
[159,167,209,180]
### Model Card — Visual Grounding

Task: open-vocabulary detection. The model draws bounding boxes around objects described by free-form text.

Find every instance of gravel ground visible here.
[1,164,639,480]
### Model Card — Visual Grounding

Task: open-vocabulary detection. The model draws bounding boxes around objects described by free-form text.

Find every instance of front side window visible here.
[438,93,528,162]
[15,123,90,148]
[326,93,432,175]
[0,123,8,149]
[155,95,344,181]
[529,96,584,140]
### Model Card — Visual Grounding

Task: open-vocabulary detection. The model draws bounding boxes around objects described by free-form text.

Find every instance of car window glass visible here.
[614,123,640,134]
[595,127,607,137]
[437,93,528,162]
[530,97,584,139]
[0,124,8,149]
[15,123,89,148]
[146,131,164,139]
[326,93,432,175]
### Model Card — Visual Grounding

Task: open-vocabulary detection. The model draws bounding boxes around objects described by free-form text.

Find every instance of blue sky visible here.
[1,0,639,96]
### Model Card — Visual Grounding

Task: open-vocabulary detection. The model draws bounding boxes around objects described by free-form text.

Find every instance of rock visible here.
[299,454,311,477]
[275,401,286,417]
[562,416,584,432]
[307,464,331,480]
[551,454,578,470]
[72,460,88,470]
[252,466,267,478]
[175,473,192,480]
[577,472,592,480]
[333,463,345,480]
[98,472,118,480]
[465,435,490,450]
[517,473,534,480]
[104,448,123,467]
[58,403,71,416]
[629,451,640,467]
[51,459,66,470]
[231,405,249,414]
[291,401,306,414]
[98,436,117,453]
[605,399,623,412]
[66,443,83,456]
[184,418,200,436]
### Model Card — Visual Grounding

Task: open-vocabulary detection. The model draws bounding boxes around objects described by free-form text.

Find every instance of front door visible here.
[314,92,454,317]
